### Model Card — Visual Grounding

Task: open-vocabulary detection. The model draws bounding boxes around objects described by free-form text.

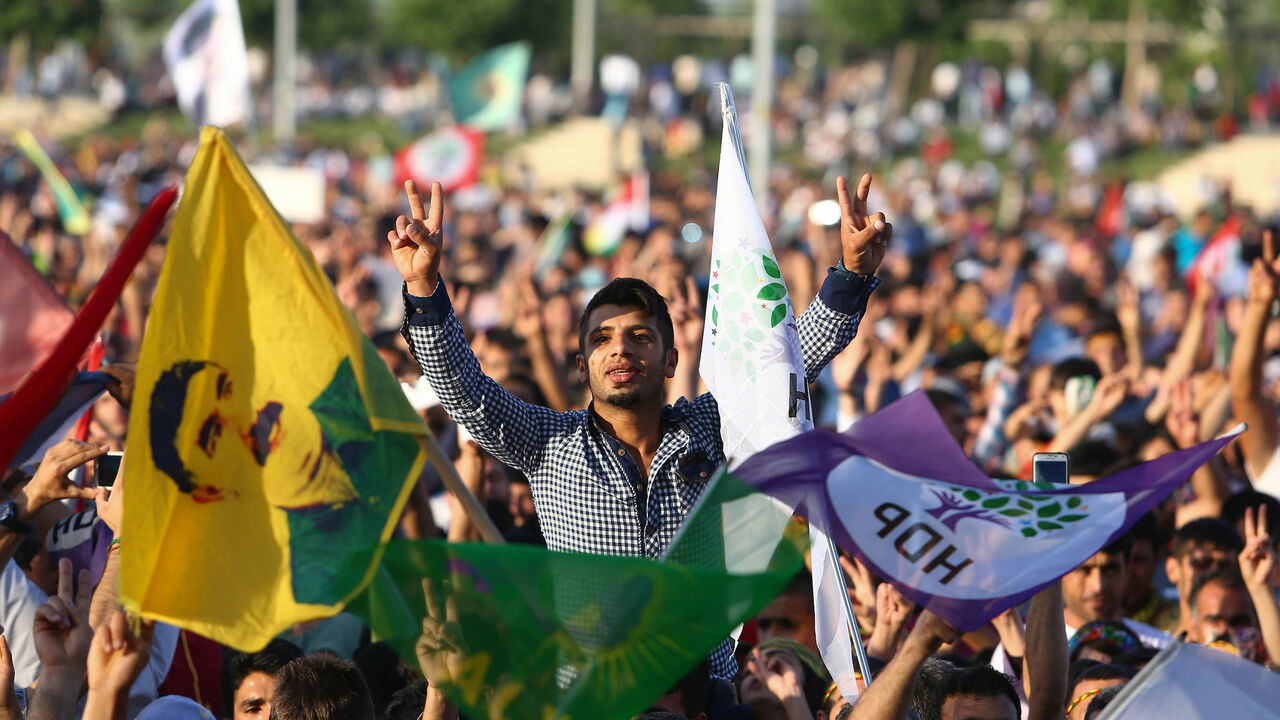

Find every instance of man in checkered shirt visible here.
[388,175,892,679]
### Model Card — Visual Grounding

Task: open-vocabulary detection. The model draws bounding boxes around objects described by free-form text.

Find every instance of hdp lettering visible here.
[873,502,972,584]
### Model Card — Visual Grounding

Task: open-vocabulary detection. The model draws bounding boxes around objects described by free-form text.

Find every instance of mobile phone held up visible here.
[1032,452,1069,486]
[95,451,123,488]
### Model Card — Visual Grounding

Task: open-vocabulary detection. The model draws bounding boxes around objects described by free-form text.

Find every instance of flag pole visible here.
[827,534,875,686]
[420,433,506,544]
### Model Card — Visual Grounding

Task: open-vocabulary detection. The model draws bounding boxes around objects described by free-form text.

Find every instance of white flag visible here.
[1099,639,1280,718]
[163,0,252,128]
[700,83,862,703]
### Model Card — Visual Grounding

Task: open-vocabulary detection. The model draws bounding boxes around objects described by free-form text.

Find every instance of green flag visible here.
[346,473,802,720]
[449,42,531,131]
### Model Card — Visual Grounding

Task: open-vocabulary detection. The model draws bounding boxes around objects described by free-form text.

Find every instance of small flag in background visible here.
[12,130,91,235]
[345,472,804,720]
[0,232,74,394]
[734,390,1240,632]
[163,0,252,128]
[583,173,648,257]
[121,127,428,651]
[533,214,574,279]
[449,42,532,132]
[395,125,485,194]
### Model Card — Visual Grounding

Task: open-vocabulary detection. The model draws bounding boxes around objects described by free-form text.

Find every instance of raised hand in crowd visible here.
[1047,374,1130,457]
[850,609,961,720]
[512,278,573,412]
[91,468,125,629]
[837,554,879,637]
[1114,280,1144,381]
[388,179,446,297]
[26,559,93,720]
[415,578,462,720]
[1000,288,1043,370]
[1238,506,1280,667]
[100,364,136,410]
[663,273,704,405]
[836,174,891,276]
[0,629,17,720]
[0,439,104,575]
[743,645,815,720]
[865,582,915,662]
[1231,229,1280,478]
[82,610,155,720]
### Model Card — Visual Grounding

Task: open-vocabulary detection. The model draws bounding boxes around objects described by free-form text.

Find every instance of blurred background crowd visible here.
[4,0,1280,717]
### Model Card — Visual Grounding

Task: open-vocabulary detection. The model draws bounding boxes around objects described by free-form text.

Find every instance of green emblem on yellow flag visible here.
[121,127,428,651]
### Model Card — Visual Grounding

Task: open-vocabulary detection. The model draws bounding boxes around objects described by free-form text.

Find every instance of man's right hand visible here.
[387,180,445,298]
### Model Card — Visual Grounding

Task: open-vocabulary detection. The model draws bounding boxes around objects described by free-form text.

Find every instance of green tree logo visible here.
[928,484,1092,538]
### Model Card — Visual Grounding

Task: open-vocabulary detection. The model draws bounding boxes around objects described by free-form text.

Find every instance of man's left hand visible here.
[836,173,892,276]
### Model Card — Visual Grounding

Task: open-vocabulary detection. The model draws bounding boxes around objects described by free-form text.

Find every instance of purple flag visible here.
[734,391,1241,632]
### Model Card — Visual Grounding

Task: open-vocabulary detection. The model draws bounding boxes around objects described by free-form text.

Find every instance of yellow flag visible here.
[121,127,428,651]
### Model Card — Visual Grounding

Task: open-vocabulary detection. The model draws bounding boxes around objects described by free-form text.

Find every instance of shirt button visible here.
[699,471,708,478]
[617,449,626,456]
[415,308,423,314]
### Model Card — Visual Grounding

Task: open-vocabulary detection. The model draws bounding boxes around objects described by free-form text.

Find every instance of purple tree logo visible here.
[924,488,1011,531]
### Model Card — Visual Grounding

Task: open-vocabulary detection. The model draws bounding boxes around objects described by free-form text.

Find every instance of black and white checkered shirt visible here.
[402,269,878,677]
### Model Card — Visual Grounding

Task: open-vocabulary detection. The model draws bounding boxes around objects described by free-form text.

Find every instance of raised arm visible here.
[849,609,961,720]
[796,174,889,382]
[1023,582,1068,720]
[390,181,568,473]
[1239,506,1280,667]
[1229,231,1280,479]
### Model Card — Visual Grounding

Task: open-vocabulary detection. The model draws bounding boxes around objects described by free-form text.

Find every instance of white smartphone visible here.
[1032,452,1069,485]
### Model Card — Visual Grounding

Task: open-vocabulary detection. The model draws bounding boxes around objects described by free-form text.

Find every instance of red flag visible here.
[395,125,484,193]
[0,233,75,394]
[1187,214,1241,295]
[0,188,177,470]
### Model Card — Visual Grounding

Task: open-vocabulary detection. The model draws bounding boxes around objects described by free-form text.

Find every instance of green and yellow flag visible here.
[13,130,91,235]
[120,127,428,651]
[344,472,803,720]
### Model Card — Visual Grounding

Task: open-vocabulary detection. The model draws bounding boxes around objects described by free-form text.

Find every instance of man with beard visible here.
[389,176,891,678]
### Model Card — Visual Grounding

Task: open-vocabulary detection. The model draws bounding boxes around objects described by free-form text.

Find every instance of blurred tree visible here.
[0,0,104,50]
[814,0,1015,48]
[384,0,571,69]
[112,0,376,51]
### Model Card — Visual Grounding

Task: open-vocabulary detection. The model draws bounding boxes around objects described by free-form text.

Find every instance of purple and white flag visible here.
[735,391,1242,631]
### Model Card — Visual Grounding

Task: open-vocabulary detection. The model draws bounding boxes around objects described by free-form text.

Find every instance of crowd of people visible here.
[3,31,1280,720]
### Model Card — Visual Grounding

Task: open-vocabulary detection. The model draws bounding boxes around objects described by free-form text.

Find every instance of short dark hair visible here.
[1221,491,1280,539]
[222,639,304,716]
[1049,358,1102,393]
[384,679,428,720]
[1189,566,1248,612]
[912,657,957,720]
[269,654,375,720]
[1125,512,1162,558]
[1083,684,1126,719]
[672,659,712,718]
[578,278,674,353]
[1070,663,1137,703]
[927,665,1019,719]
[1171,518,1243,559]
